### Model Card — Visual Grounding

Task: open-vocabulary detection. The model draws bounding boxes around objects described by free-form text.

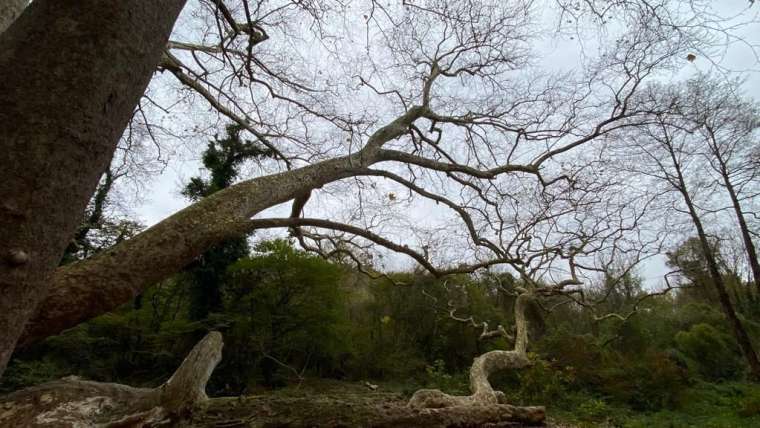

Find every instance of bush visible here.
[515,357,573,404]
[0,358,67,392]
[535,332,603,389]
[675,323,744,381]
[424,359,469,395]
[576,398,610,422]
[598,351,688,411]
[738,391,760,418]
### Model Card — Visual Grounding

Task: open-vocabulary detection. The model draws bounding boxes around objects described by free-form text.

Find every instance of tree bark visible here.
[17,108,425,348]
[408,293,544,424]
[0,0,187,377]
[0,0,25,33]
[198,395,546,427]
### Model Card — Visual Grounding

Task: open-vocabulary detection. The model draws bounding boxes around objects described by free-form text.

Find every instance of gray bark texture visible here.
[0,0,25,33]
[18,109,426,348]
[0,0,187,376]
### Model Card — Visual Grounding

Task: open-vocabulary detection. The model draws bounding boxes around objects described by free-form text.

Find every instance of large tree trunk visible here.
[17,109,425,348]
[197,395,546,427]
[0,0,187,377]
[408,294,544,424]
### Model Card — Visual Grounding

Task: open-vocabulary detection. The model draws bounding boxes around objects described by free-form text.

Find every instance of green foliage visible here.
[514,357,574,404]
[676,323,744,381]
[424,359,469,395]
[537,331,603,389]
[597,351,688,411]
[181,123,274,201]
[184,238,249,321]
[738,390,760,418]
[8,232,760,428]
[576,398,610,422]
[214,239,348,392]
[0,358,67,393]
[180,124,277,320]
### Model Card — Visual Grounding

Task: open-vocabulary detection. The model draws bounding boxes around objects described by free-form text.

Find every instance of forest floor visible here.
[4,375,760,427]
[201,378,760,428]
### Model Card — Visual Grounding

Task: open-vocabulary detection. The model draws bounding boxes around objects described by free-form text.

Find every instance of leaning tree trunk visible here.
[719,165,760,293]
[0,0,187,377]
[408,293,545,424]
[17,109,425,349]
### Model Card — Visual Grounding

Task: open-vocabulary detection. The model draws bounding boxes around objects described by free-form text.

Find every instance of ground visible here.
[205,379,760,428]
[4,376,760,426]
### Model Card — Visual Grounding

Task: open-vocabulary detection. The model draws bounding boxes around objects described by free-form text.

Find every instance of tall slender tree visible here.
[622,88,760,379]
[685,78,760,292]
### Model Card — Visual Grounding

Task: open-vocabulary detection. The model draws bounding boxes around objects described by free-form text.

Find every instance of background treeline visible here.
[5,236,760,425]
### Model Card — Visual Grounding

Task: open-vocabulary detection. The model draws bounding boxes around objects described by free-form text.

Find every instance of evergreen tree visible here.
[182,124,274,320]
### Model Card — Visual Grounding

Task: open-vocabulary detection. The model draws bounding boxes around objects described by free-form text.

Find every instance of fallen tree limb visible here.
[0,331,222,427]
[1,330,544,427]
[189,393,545,427]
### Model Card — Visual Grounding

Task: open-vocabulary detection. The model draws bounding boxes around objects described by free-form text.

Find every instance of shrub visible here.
[675,323,744,381]
[738,391,760,417]
[598,351,688,411]
[424,359,469,395]
[516,357,573,404]
[576,398,610,422]
[0,358,67,392]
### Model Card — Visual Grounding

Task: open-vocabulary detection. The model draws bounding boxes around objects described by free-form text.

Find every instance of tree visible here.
[666,237,722,302]
[60,168,144,265]
[1,0,757,422]
[0,0,187,376]
[681,77,760,292]
[0,0,25,33]
[182,124,273,320]
[17,0,731,353]
[619,82,760,378]
[220,240,346,389]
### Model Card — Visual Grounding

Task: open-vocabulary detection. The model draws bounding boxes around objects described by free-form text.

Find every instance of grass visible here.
[219,376,760,427]
[551,381,760,428]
